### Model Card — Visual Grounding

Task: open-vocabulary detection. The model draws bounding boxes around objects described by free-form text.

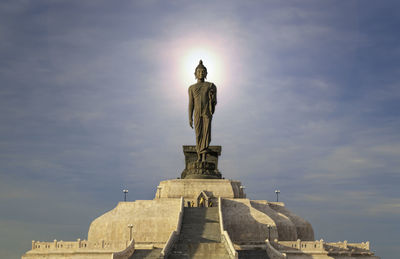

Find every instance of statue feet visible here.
[196,153,207,162]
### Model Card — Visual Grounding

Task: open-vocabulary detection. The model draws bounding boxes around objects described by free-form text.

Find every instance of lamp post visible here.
[275,189,280,202]
[267,224,271,240]
[123,189,128,202]
[240,186,246,197]
[128,224,133,240]
[157,186,161,199]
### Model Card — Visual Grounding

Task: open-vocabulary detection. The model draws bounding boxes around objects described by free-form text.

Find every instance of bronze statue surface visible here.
[188,60,217,162]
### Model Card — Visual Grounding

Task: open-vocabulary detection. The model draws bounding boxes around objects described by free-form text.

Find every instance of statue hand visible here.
[189,120,193,129]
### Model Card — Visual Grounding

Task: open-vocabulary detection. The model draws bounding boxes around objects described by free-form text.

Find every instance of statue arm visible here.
[213,84,217,106]
[210,83,217,114]
[188,87,194,128]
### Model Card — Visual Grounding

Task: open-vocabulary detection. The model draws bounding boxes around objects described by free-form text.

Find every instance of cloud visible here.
[367,200,400,216]
[1,1,400,258]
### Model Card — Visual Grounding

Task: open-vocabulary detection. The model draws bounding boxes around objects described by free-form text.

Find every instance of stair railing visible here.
[111,238,135,259]
[218,197,238,259]
[160,197,184,258]
[265,239,287,259]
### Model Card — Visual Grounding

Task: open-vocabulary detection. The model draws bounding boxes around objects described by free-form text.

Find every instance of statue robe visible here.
[188,81,217,155]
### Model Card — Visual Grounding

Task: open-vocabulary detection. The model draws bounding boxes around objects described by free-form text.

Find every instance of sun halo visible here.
[180,48,224,87]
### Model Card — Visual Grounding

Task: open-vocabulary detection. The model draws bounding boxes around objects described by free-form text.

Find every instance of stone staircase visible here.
[168,207,230,259]
[129,248,162,259]
[238,248,270,259]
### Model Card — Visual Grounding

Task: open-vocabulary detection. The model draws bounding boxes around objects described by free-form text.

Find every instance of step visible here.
[168,243,230,259]
[179,207,221,243]
[238,249,270,259]
[129,248,162,259]
[167,207,230,258]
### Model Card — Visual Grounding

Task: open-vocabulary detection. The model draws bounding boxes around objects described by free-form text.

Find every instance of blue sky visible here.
[1,1,399,258]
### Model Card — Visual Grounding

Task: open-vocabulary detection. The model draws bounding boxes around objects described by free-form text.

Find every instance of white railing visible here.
[31,239,129,251]
[218,197,238,259]
[265,239,287,259]
[218,197,224,233]
[177,197,184,233]
[328,241,370,250]
[160,197,184,258]
[160,231,178,259]
[221,231,237,259]
[276,239,325,252]
[274,239,374,256]
[111,239,135,259]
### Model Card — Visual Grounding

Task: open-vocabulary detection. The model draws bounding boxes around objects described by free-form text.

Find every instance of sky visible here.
[1,0,399,258]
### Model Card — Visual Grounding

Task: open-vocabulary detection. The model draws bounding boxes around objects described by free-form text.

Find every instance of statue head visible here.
[194,60,207,80]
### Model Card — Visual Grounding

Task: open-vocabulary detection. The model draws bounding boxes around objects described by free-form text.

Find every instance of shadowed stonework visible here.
[181,146,222,179]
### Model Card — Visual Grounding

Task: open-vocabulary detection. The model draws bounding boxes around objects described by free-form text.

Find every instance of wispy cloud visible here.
[1,1,400,258]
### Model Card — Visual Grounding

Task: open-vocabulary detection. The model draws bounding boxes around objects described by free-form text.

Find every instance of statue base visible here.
[181,145,222,179]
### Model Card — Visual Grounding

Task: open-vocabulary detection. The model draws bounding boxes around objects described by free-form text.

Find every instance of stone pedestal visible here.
[181,145,222,179]
[155,179,245,200]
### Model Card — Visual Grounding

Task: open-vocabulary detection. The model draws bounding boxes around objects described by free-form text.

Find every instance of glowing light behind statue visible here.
[163,36,242,110]
[180,48,224,87]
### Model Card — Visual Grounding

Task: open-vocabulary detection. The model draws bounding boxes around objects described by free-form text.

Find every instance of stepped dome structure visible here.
[21,161,380,259]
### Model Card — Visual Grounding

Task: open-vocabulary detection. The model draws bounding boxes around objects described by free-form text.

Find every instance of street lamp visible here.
[123,189,128,202]
[157,186,161,199]
[128,224,133,240]
[240,186,246,196]
[275,189,280,202]
[267,224,271,240]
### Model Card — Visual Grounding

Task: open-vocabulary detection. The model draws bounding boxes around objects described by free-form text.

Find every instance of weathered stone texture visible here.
[181,145,222,179]
[88,199,181,243]
[221,198,314,244]
[221,198,279,243]
[155,179,245,200]
[23,252,112,259]
[251,200,298,241]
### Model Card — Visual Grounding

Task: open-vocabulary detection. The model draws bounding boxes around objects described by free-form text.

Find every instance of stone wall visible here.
[218,197,238,259]
[221,198,316,244]
[88,199,182,244]
[155,179,245,200]
[251,200,298,241]
[22,239,127,259]
[23,251,112,259]
[160,197,184,258]
[221,198,279,244]
[22,199,181,259]
[273,239,380,259]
